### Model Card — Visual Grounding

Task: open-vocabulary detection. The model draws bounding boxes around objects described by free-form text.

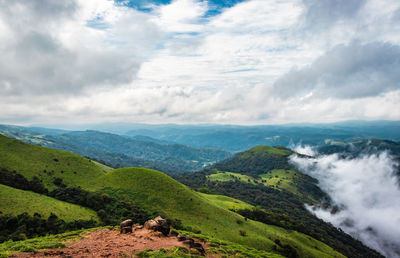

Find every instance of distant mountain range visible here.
[0,125,231,174]
[1,121,400,173]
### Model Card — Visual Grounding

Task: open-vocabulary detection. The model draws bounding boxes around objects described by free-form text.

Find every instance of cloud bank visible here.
[291,152,400,257]
[0,0,400,125]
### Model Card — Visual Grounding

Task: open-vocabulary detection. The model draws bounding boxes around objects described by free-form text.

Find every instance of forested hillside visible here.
[176,145,381,257]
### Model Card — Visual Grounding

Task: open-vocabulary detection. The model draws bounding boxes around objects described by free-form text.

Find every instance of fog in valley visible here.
[291,147,400,257]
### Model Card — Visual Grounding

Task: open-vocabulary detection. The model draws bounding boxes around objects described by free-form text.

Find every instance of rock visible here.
[153,216,165,223]
[120,219,133,234]
[144,217,170,236]
[134,225,143,231]
[144,219,158,230]
[120,226,132,234]
[120,219,133,228]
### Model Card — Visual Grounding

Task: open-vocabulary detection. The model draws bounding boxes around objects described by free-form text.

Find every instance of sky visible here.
[0,0,399,125]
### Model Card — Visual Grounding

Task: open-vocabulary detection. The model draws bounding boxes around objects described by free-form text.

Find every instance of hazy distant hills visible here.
[0,125,231,174]
[1,121,400,173]
[123,121,400,151]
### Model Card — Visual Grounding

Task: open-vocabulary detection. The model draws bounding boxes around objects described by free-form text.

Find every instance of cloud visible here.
[0,0,160,97]
[290,144,316,156]
[290,152,400,257]
[152,0,208,33]
[0,0,400,125]
[272,42,400,99]
[300,0,367,30]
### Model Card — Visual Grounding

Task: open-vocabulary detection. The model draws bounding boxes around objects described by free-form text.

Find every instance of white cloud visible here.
[291,152,400,257]
[0,0,400,125]
[152,0,207,32]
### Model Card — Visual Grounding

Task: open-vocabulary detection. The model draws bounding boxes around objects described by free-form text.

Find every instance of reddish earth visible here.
[12,228,208,258]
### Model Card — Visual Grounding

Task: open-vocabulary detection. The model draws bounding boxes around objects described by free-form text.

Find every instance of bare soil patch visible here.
[12,228,205,257]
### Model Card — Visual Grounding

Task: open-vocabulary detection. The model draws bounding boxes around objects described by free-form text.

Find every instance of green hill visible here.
[0,135,378,257]
[89,167,343,257]
[0,184,99,222]
[0,134,105,190]
[212,145,324,202]
[177,145,382,258]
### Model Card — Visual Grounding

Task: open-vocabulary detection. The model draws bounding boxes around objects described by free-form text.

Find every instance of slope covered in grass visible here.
[198,192,254,211]
[0,184,99,222]
[90,167,343,257]
[208,169,307,197]
[0,134,105,190]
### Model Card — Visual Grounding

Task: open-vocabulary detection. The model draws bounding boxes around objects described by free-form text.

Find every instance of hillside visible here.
[177,145,381,257]
[0,184,99,222]
[89,167,344,257]
[0,134,347,257]
[0,135,381,257]
[0,134,105,190]
[212,145,323,202]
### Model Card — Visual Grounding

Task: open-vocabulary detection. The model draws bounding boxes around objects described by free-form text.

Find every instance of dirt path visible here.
[13,228,206,257]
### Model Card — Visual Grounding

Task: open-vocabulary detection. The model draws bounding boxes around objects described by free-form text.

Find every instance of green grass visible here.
[0,184,99,222]
[0,135,343,257]
[92,160,114,172]
[198,193,254,211]
[207,171,256,184]
[240,145,292,158]
[0,134,106,190]
[89,167,344,258]
[208,169,303,196]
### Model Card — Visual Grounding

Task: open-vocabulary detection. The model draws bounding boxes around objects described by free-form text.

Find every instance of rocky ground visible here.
[12,227,208,257]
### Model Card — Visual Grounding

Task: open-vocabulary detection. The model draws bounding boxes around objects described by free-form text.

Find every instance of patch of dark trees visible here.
[176,171,383,258]
[0,212,97,243]
[0,169,150,242]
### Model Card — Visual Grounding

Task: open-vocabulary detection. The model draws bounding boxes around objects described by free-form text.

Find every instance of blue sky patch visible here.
[114,0,247,15]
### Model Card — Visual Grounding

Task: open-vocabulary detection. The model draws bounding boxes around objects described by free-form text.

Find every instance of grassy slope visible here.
[90,167,343,258]
[212,145,323,203]
[208,169,304,196]
[0,184,99,222]
[240,145,293,157]
[0,134,105,190]
[198,192,254,211]
[0,135,343,257]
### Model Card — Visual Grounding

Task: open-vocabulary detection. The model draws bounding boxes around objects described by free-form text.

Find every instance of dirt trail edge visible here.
[12,228,209,257]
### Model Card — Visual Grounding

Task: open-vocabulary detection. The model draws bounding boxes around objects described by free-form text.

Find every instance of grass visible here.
[91,160,114,172]
[239,145,292,158]
[208,169,303,196]
[0,134,106,190]
[198,193,254,211]
[207,171,256,184]
[0,135,342,257]
[0,184,99,222]
[89,167,344,257]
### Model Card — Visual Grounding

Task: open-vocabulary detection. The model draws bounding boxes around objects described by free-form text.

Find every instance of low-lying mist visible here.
[290,148,400,257]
